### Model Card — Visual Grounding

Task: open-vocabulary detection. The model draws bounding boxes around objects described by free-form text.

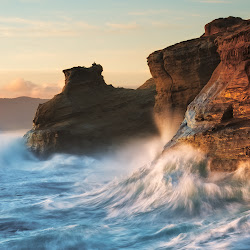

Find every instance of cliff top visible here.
[62,63,107,93]
[204,16,245,36]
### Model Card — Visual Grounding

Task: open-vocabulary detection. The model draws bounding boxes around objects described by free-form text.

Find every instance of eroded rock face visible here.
[25,64,158,157]
[165,18,250,171]
[137,78,155,91]
[147,17,249,121]
[147,31,221,118]
[204,16,243,37]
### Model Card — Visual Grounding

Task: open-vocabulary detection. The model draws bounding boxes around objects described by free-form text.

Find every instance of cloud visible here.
[0,16,145,37]
[151,22,187,29]
[128,10,169,16]
[191,14,202,17]
[0,78,63,98]
[195,0,231,3]
[18,0,42,2]
[105,22,139,31]
[0,17,98,38]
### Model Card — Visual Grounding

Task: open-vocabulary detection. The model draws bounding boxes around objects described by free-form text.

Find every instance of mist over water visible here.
[0,130,249,249]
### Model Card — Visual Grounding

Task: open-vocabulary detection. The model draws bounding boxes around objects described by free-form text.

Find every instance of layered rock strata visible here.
[147,16,248,120]
[137,78,155,90]
[165,17,250,171]
[25,64,158,157]
[147,33,220,117]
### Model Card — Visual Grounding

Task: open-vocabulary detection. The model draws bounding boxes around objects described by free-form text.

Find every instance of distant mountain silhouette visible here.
[0,97,48,131]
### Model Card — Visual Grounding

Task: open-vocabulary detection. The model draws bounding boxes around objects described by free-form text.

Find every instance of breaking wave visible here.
[0,131,249,249]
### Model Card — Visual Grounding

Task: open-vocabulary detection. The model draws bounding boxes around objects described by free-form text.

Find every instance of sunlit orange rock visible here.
[165,17,250,171]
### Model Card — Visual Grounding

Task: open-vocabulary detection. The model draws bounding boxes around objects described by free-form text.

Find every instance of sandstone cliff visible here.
[147,17,248,119]
[137,78,155,91]
[164,17,250,171]
[25,17,249,171]
[147,33,220,118]
[25,64,158,157]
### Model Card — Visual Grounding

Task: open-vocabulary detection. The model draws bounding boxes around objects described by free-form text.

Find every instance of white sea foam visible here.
[0,131,249,249]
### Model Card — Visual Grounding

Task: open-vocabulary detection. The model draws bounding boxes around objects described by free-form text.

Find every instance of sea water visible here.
[0,131,249,249]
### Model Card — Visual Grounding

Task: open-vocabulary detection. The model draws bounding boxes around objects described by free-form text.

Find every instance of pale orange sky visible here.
[0,70,152,98]
[0,0,249,98]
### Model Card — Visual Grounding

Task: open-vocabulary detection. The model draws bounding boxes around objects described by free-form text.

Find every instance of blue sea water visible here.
[0,131,249,250]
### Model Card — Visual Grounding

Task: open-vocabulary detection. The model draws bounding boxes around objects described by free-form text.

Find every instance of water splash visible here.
[0,131,249,249]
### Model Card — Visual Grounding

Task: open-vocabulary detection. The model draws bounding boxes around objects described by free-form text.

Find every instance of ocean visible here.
[0,131,249,249]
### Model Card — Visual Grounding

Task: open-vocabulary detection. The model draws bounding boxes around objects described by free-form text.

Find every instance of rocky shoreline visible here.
[25,17,250,171]
[25,64,158,157]
[163,17,250,171]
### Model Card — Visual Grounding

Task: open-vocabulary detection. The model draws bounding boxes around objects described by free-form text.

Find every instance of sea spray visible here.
[0,132,249,249]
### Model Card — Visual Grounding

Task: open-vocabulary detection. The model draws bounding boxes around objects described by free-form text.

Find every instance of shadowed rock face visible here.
[147,17,249,121]
[25,64,158,157]
[147,32,220,118]
[137,78,155,91]
[204,16,243,36]
[165,17,250,171]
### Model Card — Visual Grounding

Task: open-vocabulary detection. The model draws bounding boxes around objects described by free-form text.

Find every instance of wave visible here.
[0,131,249,249]
[51,145,249,217]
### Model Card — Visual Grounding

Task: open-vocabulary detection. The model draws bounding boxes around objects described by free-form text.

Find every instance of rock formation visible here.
[147,16,248,120]
[25,64,158,157]
[137,78,155,91]
[164,17,250,171]
[25,17,249,171]
[147,32,220,118]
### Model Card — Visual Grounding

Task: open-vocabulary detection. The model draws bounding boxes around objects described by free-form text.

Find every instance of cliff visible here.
[24,17,249,170]
[165,17,250,171]
[25,64,158,157]
[147,34,219,118]
[147,16,248,120]
[137,78,155,91]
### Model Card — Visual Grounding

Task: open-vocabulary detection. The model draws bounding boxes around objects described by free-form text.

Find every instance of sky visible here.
[0,0,249,98]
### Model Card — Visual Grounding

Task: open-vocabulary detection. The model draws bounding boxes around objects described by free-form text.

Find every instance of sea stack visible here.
[25,17,250,172]
[25,64,158,157]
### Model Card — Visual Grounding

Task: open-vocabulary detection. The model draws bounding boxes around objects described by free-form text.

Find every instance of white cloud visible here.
[0,17,98,38]
[0,78,62,98]
[0,17,44,25]
[151,22,187,29]
[18,0,42,2]
[196,0,231,3]
[191,14,202,17]
[105,22,139,31]
[128,10,169,16]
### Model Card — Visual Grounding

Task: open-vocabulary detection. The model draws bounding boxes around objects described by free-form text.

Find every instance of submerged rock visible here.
[164,17,250,171]
[25,64,158,157]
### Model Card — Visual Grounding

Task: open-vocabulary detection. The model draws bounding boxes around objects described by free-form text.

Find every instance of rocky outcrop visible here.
[25,64,158,157]
[204,16,243,36]
[165,17,250,171]
[147,16,249,120]
[137,78,156,91]
[147,34,220,118]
